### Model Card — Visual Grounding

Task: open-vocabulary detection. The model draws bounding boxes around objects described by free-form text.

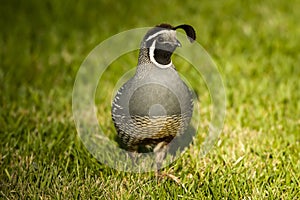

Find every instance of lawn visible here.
[1,0,299,199]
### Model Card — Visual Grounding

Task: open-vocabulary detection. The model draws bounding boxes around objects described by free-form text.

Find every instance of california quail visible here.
[112,24,196,156]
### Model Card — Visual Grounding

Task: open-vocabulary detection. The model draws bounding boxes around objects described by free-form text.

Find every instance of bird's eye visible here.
[157,36,164,43]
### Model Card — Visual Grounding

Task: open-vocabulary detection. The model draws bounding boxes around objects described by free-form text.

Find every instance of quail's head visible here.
[140,23,196,66]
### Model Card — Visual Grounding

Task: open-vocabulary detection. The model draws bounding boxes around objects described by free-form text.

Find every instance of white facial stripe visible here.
[145,30,176,42]
[149,40,172,69]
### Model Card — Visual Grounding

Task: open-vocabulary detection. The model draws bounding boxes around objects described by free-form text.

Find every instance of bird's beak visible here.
[175,39,182,47]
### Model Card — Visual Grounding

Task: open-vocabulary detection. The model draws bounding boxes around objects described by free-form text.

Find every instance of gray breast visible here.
[112,64,193,151]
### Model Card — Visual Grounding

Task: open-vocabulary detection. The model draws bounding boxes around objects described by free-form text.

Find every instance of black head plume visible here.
[155,23,196,43]
[173,24,196,43]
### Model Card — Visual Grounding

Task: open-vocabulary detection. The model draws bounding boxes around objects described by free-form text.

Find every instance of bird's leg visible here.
[153,142,187,192]
[154,141,168,177]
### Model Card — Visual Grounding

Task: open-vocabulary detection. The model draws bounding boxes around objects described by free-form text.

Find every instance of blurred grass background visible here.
[1,0,299,199]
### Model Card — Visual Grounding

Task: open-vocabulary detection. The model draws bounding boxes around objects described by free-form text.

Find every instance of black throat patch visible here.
[153,49,172,65]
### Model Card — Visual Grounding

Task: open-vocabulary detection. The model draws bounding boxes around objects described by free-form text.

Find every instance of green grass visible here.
[1,0,300,199]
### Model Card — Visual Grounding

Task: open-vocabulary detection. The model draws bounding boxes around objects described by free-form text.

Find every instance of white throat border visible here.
[149,40,173,69]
